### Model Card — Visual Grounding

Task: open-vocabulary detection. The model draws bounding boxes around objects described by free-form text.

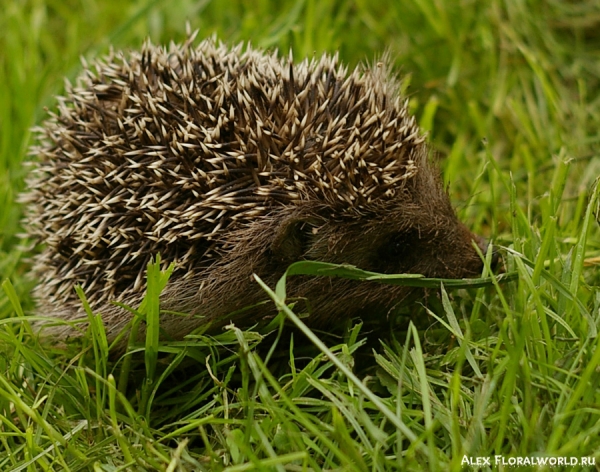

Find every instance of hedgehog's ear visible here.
[270,218,313,264]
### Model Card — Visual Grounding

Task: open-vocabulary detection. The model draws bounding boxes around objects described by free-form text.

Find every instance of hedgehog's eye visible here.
[374,229,423,273]
[390,229,422,255]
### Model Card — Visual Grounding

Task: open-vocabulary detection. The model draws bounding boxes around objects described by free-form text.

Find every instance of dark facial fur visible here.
[23,35,487,345]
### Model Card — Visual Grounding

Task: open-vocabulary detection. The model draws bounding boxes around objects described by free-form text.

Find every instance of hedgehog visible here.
[23,33,491,347]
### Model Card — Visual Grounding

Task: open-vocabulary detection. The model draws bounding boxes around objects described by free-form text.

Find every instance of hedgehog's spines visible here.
[25,36,429,310]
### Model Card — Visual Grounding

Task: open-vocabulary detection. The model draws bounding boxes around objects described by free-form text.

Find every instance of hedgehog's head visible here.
[267,145,488,280]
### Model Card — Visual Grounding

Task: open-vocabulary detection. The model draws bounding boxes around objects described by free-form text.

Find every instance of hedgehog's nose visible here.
[489,246,501,269]
[476,236,500,270]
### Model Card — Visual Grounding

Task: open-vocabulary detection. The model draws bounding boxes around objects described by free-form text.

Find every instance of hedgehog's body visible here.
[25,36,486,344]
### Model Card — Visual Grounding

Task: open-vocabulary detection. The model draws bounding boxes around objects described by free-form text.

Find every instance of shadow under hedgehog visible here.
[22,33,492,348]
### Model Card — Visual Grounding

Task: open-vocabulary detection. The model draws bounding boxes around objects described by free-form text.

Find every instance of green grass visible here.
[2,0,600,470]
